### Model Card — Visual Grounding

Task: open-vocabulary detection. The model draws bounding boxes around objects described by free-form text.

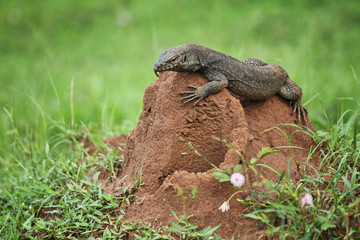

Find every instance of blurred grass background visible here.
[1,0,360,150]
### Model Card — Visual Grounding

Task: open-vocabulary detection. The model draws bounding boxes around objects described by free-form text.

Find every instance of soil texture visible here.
[92,71,318,239]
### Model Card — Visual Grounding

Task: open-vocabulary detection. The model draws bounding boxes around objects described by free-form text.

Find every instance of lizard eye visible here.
[170,57,177,62]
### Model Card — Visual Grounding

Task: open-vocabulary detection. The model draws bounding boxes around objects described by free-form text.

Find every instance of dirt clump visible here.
[96,71,318,238]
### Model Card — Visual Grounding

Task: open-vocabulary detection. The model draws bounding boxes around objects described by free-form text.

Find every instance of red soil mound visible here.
[93,71,318,238]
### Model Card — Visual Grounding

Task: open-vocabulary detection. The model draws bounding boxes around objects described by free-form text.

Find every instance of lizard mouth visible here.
[154,70,162,77]
[153,64,165,77]
[154,62,181,77]
[154,65,170,77]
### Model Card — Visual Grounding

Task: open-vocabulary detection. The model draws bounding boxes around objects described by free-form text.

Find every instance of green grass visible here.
[1,0,360,239]
[239,111,360,238]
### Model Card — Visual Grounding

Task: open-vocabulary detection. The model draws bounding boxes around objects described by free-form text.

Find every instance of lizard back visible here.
[195,47,289,100]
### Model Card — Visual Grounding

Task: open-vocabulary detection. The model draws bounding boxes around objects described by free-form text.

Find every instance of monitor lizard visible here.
[153,44,307,124]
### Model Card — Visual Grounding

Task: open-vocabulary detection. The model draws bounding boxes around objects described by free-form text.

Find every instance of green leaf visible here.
[279,170,286,182]
[167,222,197,233]
[66,182,74,191]
[255,164,281,176]
[321,223,336,230]
[270,203,299,211]
[234,164,242,173]
[212,172,230,182]
[250,157,258,164]
[93,171,101,184]
[240,212,264,221]
[200,224,221,236]
[352,114,358,151]
[257,147,278,160]
[45,143,50,158]
[341,175,354,200]
[88,214,102,223]
[170,210,179,220]
[191,187,197,199]
[237,199,264,206]
[23,215,34,230]
[260,213,268,222]
[36,181,58,195]
[34,218,48,228]
[176,187,184,196]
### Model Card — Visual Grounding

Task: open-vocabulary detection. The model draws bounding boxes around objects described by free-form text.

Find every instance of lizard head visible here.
[153,44,202,77]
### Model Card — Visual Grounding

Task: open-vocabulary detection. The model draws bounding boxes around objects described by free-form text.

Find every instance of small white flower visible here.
[301,193,313,206]
[219,201,230,212]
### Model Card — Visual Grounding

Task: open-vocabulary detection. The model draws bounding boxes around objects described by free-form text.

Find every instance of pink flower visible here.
[301,193,313,206]
[230,173,245,187]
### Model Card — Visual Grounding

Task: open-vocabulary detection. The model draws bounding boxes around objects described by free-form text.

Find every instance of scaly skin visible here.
[153,44,307,124]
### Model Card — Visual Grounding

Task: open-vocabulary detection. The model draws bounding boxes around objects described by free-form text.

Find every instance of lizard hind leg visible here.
[278,79,308,124]
[292,100,308,125]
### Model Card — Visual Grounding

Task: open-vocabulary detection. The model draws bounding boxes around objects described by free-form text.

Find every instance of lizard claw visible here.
[182,94,197,103]
[181,85,204,105]
[292,100,308,125]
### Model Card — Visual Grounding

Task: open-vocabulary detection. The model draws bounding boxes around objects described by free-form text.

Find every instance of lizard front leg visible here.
[181,69,228,105]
